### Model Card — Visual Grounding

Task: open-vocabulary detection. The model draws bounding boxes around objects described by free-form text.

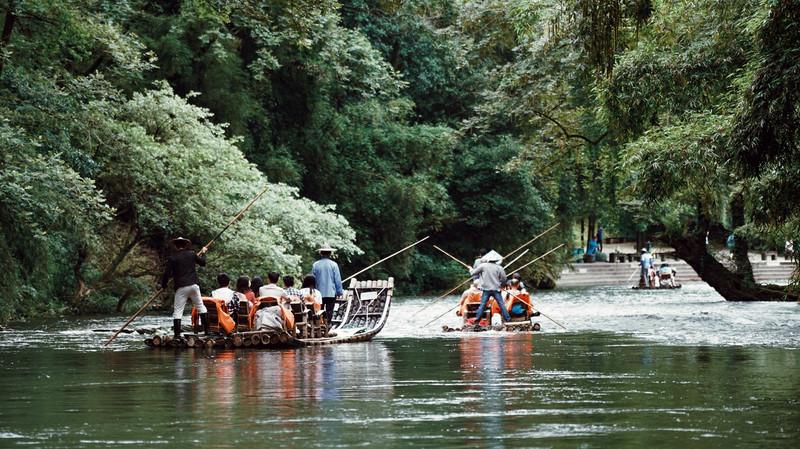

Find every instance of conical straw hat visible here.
[482,250,502,263]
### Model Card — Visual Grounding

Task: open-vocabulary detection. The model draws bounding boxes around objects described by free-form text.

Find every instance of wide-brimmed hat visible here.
[640,248,647,253]
[318,243,336,253]
[482,249,503,263]
[171,237,191,247]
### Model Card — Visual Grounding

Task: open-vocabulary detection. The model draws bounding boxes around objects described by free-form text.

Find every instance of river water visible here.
[0,284,798,448]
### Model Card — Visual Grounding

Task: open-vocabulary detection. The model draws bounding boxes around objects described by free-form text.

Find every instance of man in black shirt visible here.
[161,237,209,338]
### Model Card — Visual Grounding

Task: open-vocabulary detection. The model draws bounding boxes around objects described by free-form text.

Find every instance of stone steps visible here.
[557,261,796,287]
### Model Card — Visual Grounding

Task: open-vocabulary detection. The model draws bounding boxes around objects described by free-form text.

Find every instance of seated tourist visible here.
[659,263,677,287]
[211,272,235,305]
[504,277,522,295]
[283,275,303,302]
[254,303,288,332]
[511,272,527,291]
[250,276,264,300]
[235,276,255,304]
[300,274,323,314]
[258,271,287,300]
[651,264,661,288]
[456,280,482,317]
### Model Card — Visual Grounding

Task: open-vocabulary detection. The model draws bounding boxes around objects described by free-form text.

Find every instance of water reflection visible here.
[164,342,396,425]
[456,335,535,449]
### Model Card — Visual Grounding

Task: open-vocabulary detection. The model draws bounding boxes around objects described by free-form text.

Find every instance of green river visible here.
[1,284,798,448]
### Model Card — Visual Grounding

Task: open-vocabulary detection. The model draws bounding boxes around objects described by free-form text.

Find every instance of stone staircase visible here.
[557,259,796,288]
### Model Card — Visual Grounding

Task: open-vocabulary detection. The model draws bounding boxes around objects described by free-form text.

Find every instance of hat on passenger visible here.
[482,250,503,263]
[318,243,336,253]
[640,248,647,253]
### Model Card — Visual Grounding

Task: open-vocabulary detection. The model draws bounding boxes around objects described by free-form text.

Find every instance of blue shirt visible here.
[312,257,343,298]
[640,252,652,268]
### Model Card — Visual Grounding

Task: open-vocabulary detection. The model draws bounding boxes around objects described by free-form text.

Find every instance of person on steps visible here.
[469,250,512,325]
[640,248,653,288]
[597,226,604,252]
[312,243,343,325]
[161,237,209,338]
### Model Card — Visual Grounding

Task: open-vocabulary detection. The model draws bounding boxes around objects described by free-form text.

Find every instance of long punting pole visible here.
[506,291,567,330]
[433,245,472,269]
[103,289,164,348]
[103,185,270,348]
[422,244,565,327]
[204,184,270,251]
[343,236,430,283]
[500,244,564,274]
[501,249,529,273]
[502,223,559,259]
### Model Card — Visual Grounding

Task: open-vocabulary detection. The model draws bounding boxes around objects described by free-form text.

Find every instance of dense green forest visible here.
[1,0,798,321]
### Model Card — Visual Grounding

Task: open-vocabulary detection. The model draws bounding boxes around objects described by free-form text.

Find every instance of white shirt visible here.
[211,287,234,303]
[299,287,322,305]
[258,284,286,299]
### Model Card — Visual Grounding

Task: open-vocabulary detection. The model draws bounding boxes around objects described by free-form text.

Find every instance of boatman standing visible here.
[312,243,343,325]
[640,248,653,288]
[161,237,209,338]
[469,250,512,325]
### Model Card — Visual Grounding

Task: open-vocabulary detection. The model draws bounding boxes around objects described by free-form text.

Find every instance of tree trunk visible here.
[1,6,17,73]
[115,288,133,312]
[730,191,755,284]
[668,232,796,301]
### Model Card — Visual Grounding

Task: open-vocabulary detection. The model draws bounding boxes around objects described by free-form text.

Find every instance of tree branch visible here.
[535,109,608,145]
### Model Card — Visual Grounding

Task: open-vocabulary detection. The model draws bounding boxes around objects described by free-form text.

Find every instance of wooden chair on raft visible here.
[464,302,492,326]
[191,297,236,334]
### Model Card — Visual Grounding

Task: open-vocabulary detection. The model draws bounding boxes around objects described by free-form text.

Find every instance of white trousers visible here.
[173,285,207,319]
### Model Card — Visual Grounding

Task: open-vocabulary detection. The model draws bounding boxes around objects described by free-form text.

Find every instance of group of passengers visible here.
[211,272,322,314]
[639,248,678,288]
[161,237,343,337]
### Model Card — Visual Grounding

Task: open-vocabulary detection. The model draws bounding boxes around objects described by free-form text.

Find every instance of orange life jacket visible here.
[457,289,482,317]
[495,289,533,316]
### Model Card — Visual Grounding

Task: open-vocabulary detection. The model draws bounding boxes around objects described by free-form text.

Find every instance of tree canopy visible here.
[2,0,799,320]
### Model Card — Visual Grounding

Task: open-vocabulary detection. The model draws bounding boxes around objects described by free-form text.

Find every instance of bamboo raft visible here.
[444,293,542,333]
[145,278,393,349]
[632,284,682,290]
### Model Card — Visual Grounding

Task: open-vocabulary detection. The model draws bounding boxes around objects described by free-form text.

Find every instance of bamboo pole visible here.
[433,245,472,269]
[502,223,559,259]
[343,236,430,283]
[506,291,567,330]
[102,288,163,347]
[502,244,564,274]
[202,184,270,252]
[501,249,529,273]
